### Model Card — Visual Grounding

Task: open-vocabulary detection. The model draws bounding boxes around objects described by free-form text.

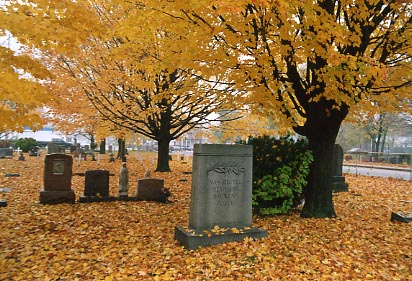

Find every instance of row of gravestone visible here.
[19,144,351,250]
[39,154,170,204]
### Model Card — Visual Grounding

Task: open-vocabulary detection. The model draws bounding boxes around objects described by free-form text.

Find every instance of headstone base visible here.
[0,199,7,207]
[39,190,75,204]
[117,196,139,201]
[79,196,116,203]
[174,226,268,250]
[332,176,348,192]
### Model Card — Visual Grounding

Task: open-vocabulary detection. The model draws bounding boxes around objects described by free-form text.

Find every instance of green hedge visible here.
[243,135,313,215]
[15,138,38,153]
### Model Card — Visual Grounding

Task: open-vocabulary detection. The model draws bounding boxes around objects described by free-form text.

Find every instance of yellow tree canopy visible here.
[0,0,104,134]
[165,0,412,218]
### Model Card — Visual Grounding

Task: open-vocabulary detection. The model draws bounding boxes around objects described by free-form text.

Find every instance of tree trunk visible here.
[156,138,171,172]
[297,100,347,218]
[99,138,106,154]
[380,129,387,153]
[117,138,126,161]
[300,131,337,218]
[90,134,97,151]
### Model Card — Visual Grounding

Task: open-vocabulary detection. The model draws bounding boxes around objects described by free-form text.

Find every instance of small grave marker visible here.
[18,153,25,161]
[5,173,20,177]
[391,212,412,223]
[332,144,348,192]
[0,199,7,207]
[109,153,115,162]
[136,178,170,203]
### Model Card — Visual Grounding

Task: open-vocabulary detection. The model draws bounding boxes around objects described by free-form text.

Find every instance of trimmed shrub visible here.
[243,135,313,215]
[15,138,38,153]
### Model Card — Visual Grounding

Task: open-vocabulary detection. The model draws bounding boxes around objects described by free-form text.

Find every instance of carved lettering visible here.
[208,163,244,207]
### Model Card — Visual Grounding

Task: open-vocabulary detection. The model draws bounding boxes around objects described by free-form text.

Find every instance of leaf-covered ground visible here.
[0,152,411,280]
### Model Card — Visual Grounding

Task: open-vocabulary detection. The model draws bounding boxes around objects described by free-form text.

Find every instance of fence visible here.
[344,151,412,181]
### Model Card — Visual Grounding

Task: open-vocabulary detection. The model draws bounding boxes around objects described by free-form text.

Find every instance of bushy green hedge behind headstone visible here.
[15,138,38,153]
[242,135,313,215]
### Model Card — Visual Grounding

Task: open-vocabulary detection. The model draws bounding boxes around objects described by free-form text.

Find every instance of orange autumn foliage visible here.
[0,153,411,280]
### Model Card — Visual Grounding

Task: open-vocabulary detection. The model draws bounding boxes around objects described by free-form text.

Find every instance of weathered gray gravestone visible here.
[40,154,75,204]
[175,144,267,250]
[79,170,115,202]
[0,148,13,158]
[332,144,349,192]
[47,142,65,154]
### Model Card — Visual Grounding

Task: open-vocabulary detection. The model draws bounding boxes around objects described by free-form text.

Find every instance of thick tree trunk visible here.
[300,132,337,218]
[156,138,171,172]
[297,101,347,218]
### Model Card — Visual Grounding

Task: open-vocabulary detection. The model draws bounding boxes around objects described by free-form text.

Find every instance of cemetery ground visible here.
[0,152,411,281]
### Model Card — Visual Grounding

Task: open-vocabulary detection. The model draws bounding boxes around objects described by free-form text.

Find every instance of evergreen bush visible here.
[15,138,38,153]
[243,135,313,215]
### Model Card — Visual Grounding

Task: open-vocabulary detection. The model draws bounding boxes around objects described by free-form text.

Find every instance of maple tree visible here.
[2,1,411,216]
[47,2,240,172]
[169,0,412,217]
[0,44,49,136]
[0,1,102,136]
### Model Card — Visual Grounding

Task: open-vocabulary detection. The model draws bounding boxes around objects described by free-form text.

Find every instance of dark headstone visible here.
[40,154,75,204]
[136,178,169,203]
[332,144,348,192]
[109,153,115,162]
[18,153,25,161]
[0,199,7,207]
[29,146,40,156]
[174,144,267,250]
[79,169,115,202]
[84,170,110,197]
[391,212,411,223]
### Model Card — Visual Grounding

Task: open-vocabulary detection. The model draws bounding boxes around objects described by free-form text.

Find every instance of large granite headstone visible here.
[79,170,115,202]
[40,154,75,204]
[332,144,349,192]
[175,144,267,250]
